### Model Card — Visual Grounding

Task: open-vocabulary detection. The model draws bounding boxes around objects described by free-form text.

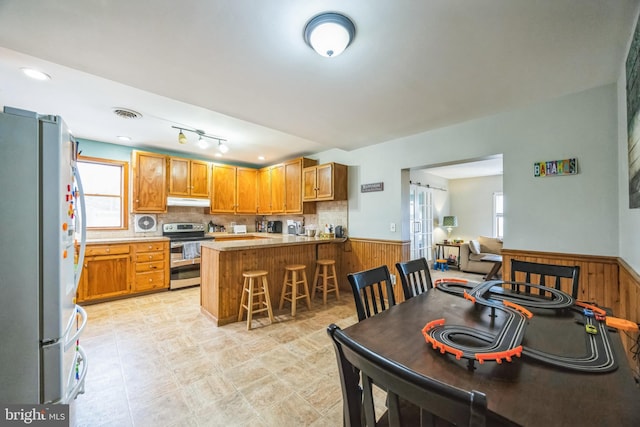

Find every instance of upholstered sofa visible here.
[458,236,503,275]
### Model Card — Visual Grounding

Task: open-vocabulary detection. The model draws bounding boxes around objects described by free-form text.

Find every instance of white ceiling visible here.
[425,157,503,180]
[0,1,637,167]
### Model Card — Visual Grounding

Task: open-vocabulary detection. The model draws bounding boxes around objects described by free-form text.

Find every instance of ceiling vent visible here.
[112,107,142,120]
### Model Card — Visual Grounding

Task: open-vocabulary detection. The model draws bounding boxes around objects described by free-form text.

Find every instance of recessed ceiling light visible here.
[21,67,51,81]
[117,136,131,142]
[258,156,265,161]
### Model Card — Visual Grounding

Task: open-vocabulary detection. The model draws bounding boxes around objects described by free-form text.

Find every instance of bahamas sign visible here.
[534,158,577,177]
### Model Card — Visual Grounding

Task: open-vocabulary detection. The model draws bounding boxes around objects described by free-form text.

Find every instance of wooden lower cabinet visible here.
[78,240,169,303]
[132,241,169,292]
[78,244,131,302]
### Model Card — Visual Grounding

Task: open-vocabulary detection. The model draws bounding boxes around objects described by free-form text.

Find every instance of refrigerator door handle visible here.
[72,165,86,292]
[61,345,88,404]
[64,305,88,352]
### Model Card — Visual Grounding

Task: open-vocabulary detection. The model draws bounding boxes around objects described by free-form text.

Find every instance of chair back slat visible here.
[328,324,488,427]
[348,266,396,321]
[510,260,580,298]
[395,258,433,300]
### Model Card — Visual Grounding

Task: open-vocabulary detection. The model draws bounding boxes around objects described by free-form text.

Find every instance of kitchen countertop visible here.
[201,233,346,251]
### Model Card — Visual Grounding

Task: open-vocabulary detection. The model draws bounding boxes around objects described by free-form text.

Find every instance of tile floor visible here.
[71,268,482,427]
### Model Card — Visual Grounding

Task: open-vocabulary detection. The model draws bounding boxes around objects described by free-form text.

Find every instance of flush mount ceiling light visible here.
[20,67,51,81]
[171,125,228,152]
[304,12,355,57]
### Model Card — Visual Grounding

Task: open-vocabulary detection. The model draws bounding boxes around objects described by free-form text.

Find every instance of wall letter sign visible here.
[533,158,577,177]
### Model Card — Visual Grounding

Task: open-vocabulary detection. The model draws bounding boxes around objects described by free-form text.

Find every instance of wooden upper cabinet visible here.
[284,157,318,213]
[303,162,348,201]
[132,150,167,212]
[190,160,210,197]
[210,163,237,213]
[257,167,272,214]
[168,157,210,198]
[236,167,257,214]
[303,166,318,201]
[270,163,286,214]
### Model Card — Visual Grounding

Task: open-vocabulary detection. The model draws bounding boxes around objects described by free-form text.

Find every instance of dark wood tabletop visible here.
[342,288,640,426]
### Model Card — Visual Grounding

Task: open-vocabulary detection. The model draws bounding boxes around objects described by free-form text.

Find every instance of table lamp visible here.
[442,215,458,239]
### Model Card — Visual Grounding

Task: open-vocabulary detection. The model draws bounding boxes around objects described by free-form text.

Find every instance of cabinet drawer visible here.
[135,252,165,263]
[85,244,130,256]
[134,270,166,290]
[133,241,166,252]
[135,260,164,272]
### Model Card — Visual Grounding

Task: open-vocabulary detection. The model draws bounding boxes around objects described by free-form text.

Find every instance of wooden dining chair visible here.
[347,265,396,321]
[395,258,433,301]
[510,259,580,299]
[327,323,488,427]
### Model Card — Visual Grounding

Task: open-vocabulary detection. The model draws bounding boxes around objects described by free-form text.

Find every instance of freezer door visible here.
[42,305,88,404]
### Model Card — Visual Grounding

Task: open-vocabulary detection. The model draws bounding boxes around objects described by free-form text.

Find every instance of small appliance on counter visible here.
[267,220,282,233]
[232,225,247,234]
[335,225,345,238]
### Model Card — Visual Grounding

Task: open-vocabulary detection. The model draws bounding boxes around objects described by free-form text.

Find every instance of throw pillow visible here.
[478,236,503,254]
[469,240,481,255]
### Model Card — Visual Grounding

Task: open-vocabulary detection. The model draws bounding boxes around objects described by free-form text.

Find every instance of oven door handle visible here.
[171,258,201,267]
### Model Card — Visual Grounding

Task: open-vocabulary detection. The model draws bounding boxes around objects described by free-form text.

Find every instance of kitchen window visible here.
[77,157,129,229]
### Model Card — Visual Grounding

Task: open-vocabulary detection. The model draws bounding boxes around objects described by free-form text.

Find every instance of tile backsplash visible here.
[86,201,349,239]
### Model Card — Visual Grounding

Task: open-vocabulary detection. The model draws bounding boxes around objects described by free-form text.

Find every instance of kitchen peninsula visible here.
[200,234,346,325]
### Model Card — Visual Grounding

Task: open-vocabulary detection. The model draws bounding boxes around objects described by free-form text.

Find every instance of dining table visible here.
[340,283,640,426]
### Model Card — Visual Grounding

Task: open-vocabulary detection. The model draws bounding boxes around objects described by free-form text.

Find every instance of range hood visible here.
[166,197,210,207]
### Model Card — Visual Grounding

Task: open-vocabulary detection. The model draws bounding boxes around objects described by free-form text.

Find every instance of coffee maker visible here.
[267,220,282,233]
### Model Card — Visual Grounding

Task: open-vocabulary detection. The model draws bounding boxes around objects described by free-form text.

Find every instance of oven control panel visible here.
[163,223,205,232]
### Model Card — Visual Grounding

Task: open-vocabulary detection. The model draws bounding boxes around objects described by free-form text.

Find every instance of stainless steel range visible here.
[163,222,214,290]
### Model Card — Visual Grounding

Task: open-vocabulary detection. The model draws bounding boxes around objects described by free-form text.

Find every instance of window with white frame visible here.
[493,192,503,239]
[77,157,129,229]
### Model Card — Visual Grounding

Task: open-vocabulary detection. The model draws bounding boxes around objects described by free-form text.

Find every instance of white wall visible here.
[450,175,503,242]
[618,10,640,273]
[314,83,619,257]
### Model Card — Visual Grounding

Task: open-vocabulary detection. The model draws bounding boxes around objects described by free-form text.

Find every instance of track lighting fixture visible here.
[171,125,228,153]
[218,141,229,153]
[178,130,188,144]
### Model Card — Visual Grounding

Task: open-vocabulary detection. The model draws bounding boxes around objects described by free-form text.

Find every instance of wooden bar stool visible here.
[279,264,312,316]
[238,270,275,330]
[312,259,340,304]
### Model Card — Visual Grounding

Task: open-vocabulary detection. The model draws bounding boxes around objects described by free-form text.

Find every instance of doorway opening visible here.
[407,155,503,262]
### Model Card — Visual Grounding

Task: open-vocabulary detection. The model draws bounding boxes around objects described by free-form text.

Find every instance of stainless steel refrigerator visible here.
[0,106,88,404]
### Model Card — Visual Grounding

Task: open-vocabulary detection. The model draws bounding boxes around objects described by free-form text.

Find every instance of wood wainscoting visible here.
[342,238,411,303]
[502,249,640,370]
[331,239,640,371]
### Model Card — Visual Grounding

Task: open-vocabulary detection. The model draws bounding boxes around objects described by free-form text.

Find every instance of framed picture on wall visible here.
[626,14,640,208]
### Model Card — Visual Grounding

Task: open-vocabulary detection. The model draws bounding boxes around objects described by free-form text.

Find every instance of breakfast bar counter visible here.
[200,234,346,325]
